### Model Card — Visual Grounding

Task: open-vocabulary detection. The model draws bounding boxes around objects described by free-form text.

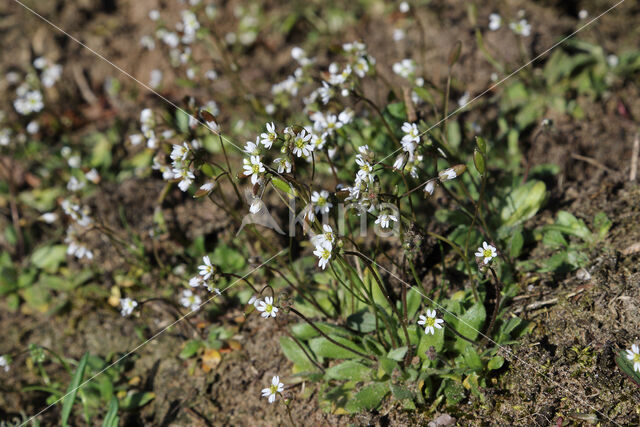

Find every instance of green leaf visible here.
[447,303,486,345]
[615,350,640,387]
[593,212,612,240]
[390,383,414,401]
[510,229,524,258]
[417,325,445,359]
[271,177,296,195]
[345,382,389,413]
[211,244,245,272]
[102,396,119,427]
[386,102,406,121]
[500,180,547,227]
[90,135,113,169]
[346,310,377,333]
[279,336,317,371]
[462,345,483,370]
[488,355,505,370]
[120,391,155,410]
[31,245,67,273]
[309,336,366,359]
[61,352,89,427]
[179,340,204,359]
[290,322,353,341]
[378,357,398,376]
[406,288,422,320]
[387,347,408,362]
[552,211,592,241]
[325,360,371,382]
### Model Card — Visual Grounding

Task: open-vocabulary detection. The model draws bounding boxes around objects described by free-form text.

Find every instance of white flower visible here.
[578,9,588,19]
[424,179,436,195]
[312,224,335,247]
[338,109,354,125]
[393,28,405,42]
[173,167,195,192]
[26,121,39,134]
[198,255,215,280]
[189,275,204,288]
[120,298,138,317]
[85,168,100,184]
[130,134,144,146]
[375,213,398,229]
[148,9,160,20]
[625,344,640,373]
[0,355,10,372]
[248,295,262,308]
[311,190,332,214]
[354,57,369,78]
[39,212,58,223]
[418,309,444,335]
[489,13,501,31]
[149,69,163,88]
[273,157,292,174]
[291,129,313,158]
[244,138,261,156]
[67,176,85,192]
[257,296,278,318]
[14,90,44,115]
[0,128,11,146]
[242,155,265,185]
[260,122,277,148]
[392,59,415,79]
[261,375,284,404]
[180,289,202,311]
[250,198,262,214]
[458,91,470,107]
[399,1,410,13]
[205,70,218,80]
[355,155,374,184]
[198,182,215,195]
[607,55,619,67]
[475,241,497,265]
[509,19,531,37]
[438,167,457,181]
[313,241,333,270]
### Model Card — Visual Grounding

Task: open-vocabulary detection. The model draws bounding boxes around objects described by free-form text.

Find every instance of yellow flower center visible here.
[270,384,279,394]
[634,354,640,364]
[483,249,493,258]
[252,164,260,174]
[425,317,435,327]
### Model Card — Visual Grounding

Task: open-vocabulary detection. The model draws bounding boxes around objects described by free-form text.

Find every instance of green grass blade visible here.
[61,352,89,427]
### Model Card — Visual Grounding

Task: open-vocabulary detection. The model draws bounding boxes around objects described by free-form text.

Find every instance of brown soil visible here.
[1,0,640,426]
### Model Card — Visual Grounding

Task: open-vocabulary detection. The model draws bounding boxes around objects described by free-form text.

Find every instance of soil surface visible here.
[1,0,640,426]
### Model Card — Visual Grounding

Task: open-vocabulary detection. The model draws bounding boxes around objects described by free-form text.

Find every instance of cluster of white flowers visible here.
[393,122,424,179]
[392,58,416,80]
[312,224,335,270]
[487,13,531,37]
[65,226,94,260]
[33,57,63,88]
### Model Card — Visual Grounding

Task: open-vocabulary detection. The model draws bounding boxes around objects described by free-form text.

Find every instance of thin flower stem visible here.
[284,331,325,373]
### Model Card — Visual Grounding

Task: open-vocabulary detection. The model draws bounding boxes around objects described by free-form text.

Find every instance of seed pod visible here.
[473,148,485,175]
[475,136,486,154]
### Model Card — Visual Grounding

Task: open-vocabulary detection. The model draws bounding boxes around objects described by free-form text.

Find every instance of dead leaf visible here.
[201,348,221,373]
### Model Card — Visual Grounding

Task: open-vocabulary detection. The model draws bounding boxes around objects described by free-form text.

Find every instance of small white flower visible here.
[458,91,470,107]
[257,296,278,318]
[180,289,202,311]
[0,355,10,372]
[250,198,262,214]
[248,295,262,308]
[607,54,619,67]
[198,182,215,195]
[291,129,313,158]
[260,122,277,149]
[85,168,100,184]
[438,168,457,181]
[26,121,39,134]
[578,9,588,20]
[399,1,410,13]
[313,241,333,270]
[189,275,204,288]
[311,190,332,214]
[67,176,85,192]
[273,157,292,174]
[244,138,261,156]
[417,309,444,335]
[130,134,144,146]
[120,298,138,317]
[393,28,405,42]
[375,213,398,229]
[509,19,531,37]
[312,224,335,247]
[261,375,284,404]
[198,255,215,280]
[148,9,160,21]
[475,241,498,265]
[489,13,501,31]
[243,155,265,185]
[149,69,163,88]
[39,212,58,223]
[392,59,415,79]
[424,179,436,195]
[173,167,195,192]
[626,344,640,373]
